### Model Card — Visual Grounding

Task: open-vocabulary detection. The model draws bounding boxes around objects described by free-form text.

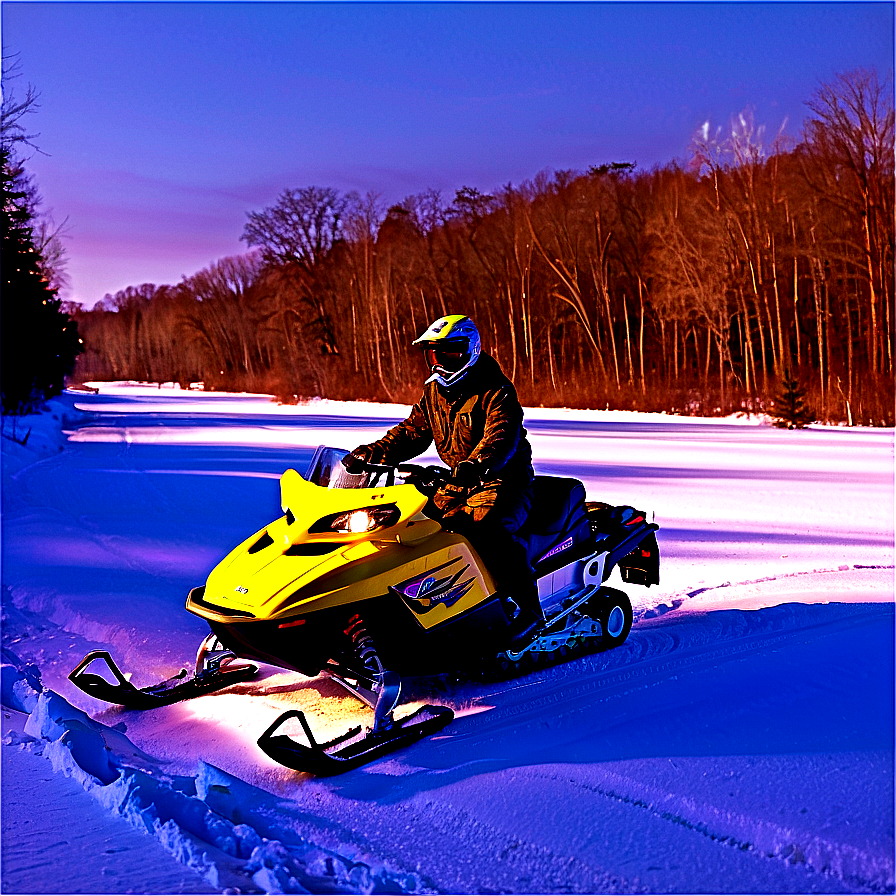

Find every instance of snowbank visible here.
[1,391,83,477]
[2,654,437,894]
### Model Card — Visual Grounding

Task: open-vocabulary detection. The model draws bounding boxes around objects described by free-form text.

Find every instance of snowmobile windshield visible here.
[304,446,391,489]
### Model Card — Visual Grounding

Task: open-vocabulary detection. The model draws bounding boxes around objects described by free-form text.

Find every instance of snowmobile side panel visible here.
[190,529,498,627]
[300,535,497,629]
[257,705,454,775]
[532,533,602,579]
[68,650,257,710]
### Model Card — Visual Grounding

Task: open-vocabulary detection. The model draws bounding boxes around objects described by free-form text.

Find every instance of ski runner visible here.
[344,314,543,648]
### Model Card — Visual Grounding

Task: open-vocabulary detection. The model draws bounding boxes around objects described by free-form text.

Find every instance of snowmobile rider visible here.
[343,314,543,648]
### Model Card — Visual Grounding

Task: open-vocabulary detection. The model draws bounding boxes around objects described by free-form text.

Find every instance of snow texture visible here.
[1,384,893,895]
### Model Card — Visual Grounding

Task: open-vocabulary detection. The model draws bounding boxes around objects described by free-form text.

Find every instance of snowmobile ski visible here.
[68,649,257,710]
[257,704,454,775]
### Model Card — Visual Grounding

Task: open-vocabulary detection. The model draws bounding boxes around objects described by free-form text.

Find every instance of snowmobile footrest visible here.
[258,704,454,775]
[68,650,257,710]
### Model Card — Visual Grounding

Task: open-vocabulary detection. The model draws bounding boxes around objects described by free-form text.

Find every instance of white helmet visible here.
[412,314,481,389]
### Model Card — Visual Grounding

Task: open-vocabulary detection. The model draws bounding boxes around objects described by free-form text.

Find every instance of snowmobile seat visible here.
[523,476,593,575]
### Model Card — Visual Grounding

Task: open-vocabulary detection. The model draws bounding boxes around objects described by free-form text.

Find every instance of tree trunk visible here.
[622,293,635,387]
[637,277,646,395]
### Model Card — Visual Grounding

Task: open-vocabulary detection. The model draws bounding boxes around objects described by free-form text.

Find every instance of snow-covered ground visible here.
[2,383,893,895]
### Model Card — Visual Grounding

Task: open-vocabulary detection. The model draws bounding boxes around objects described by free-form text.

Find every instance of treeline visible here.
[2,58,82,417]
[72,69,894,425]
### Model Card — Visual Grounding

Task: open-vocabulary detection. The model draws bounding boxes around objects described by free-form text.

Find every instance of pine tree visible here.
[772,369,814,429]
[1,146,82,415]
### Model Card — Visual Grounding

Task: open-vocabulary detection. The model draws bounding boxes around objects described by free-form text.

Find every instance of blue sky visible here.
[3,2,893,307]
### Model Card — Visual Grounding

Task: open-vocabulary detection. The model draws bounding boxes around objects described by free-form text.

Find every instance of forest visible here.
[70,69,894,426]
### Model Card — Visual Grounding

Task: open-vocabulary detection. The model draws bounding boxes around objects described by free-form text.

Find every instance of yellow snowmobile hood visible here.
[189,469,442,621]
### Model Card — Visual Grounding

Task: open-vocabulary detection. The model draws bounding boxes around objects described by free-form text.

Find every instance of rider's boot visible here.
[504,583,544,649]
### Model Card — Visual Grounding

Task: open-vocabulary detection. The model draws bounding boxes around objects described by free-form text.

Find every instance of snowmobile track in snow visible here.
[462,600,885,734]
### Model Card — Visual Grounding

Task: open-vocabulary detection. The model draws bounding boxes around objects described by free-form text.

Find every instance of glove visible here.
[451,459,481,488]
[342,445,375,473]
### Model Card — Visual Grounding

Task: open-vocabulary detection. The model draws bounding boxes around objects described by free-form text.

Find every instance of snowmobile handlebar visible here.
[349,458,451,494]
[395,461,450,480]
[352,459,452,497]
[396,462,452,494]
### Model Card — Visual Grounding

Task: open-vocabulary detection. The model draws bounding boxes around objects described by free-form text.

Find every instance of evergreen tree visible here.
[1,141,82,415]
[772,369,815,429]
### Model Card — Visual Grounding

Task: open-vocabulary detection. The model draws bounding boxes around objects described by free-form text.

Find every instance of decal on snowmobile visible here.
[538,536,574,564]
[390,558,476,613]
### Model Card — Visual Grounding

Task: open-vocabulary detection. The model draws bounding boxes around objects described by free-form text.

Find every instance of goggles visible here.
[423,343,468,372]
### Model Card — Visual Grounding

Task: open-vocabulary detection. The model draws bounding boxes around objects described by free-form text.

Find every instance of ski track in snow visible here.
[1,385,893,895]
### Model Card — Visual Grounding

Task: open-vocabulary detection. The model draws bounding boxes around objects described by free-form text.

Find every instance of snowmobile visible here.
[69,446,660,775]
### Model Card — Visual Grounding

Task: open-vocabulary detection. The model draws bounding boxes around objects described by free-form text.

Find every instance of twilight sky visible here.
[3,1,893,308]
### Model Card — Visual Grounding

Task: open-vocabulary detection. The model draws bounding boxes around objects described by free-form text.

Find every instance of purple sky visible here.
[3,2,893,308]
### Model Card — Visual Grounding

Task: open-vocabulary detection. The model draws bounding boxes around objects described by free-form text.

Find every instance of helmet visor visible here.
[423,343,468,373]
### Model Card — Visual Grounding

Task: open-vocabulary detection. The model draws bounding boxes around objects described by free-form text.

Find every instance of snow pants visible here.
[424,482,540,618]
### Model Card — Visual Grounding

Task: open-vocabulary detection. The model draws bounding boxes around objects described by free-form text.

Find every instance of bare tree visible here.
[242,186,350,270]
[1,52,41,155]
[647,170,736,405]
[802,69,895,378]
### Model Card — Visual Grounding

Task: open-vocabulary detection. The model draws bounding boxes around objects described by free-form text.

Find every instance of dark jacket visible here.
[370,352,533,488]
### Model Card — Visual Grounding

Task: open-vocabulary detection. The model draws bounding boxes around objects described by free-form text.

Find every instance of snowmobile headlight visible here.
[309,504,400,535]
